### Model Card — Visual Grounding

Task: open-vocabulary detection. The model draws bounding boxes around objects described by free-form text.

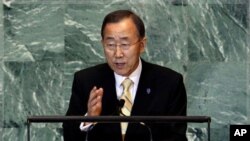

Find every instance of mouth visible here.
[114,62,126,69]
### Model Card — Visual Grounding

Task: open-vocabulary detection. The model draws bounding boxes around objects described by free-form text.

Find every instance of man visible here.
[63,10,187,141]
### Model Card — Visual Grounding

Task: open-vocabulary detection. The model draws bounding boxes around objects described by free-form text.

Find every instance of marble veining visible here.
[3,4,64,61]
[0,1,249,141]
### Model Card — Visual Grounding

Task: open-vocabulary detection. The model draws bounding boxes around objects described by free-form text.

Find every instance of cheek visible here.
[104,51,113,59]
[128,50,141,59]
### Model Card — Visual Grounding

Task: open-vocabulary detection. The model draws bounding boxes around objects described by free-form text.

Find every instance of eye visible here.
[120,43,129,49]
[106,43,116,48]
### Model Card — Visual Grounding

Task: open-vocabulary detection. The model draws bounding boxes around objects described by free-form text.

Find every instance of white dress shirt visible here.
[80,59,142,131]
[114,59,142,103]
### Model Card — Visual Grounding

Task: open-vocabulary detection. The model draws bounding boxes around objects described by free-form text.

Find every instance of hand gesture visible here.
[87,86,103,116]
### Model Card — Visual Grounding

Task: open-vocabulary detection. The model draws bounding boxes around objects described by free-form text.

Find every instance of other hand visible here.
[87,86,103,116]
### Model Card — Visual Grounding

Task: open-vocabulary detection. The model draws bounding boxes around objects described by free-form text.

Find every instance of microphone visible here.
[118,99,125,107]
[118,99,125,115]
[111,99,125,115]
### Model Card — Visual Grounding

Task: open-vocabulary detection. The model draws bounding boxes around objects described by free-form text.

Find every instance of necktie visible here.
[120,78,133,138]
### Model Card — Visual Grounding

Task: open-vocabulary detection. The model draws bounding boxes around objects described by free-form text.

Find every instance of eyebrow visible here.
[104,36,129,41]
[119,37,129,40]
[105,37,115,40]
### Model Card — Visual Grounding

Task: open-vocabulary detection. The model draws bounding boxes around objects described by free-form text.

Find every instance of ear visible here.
[139,37,147,53]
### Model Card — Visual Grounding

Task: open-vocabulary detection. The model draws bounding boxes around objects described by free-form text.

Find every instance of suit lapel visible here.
[131,60,153,115]
[100,64,118,115]
[99,62,154,116]
[98,65,123,140]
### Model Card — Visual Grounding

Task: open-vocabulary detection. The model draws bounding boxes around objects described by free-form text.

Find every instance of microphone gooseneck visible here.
[86,99,126,141]
[119,99,153,141]
[140,122,153,141]
[85,124,95,141]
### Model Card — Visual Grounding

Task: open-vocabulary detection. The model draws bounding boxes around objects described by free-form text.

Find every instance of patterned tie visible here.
[120,78,133,138]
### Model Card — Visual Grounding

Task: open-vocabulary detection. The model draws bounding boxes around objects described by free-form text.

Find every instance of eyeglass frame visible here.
[103,39,142,51]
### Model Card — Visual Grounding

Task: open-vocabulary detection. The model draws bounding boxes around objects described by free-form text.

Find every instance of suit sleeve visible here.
[62,73,88,141]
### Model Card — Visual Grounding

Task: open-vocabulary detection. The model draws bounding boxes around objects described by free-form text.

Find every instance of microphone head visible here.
[119,99,125,108]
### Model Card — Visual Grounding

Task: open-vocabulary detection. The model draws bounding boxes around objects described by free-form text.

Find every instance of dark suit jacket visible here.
[63,60,187,141]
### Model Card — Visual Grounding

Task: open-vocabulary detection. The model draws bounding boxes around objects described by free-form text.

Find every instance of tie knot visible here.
[122,78,133,90]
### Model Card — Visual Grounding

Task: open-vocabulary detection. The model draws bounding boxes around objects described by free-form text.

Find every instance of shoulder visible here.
[142,60,183,81]
[141,61,185,95]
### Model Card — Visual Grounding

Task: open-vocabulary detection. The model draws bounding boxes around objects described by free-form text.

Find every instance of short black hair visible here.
[101,10,145,39]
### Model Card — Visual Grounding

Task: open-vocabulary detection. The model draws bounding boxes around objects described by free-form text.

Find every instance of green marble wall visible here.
[1,0,4,139]
[1,0,249,141]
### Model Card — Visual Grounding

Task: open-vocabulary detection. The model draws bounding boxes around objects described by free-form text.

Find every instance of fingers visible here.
[87,86,103,116]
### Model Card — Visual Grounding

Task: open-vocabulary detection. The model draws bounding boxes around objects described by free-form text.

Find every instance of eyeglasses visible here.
[104,40,141,51]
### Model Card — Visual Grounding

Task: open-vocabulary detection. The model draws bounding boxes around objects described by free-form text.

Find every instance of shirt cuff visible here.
[79,122,93,131]
[79,113,96,132]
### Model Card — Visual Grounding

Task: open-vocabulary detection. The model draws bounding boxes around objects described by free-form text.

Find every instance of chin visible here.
[114,70,128,76]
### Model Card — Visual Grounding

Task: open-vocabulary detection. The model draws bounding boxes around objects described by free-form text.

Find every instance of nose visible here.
[114,46,124,58]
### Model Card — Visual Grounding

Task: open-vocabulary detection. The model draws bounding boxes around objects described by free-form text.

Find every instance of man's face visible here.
[102,18,146,76]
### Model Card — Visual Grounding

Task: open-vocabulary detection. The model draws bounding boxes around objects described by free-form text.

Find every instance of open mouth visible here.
[115,62,125,68]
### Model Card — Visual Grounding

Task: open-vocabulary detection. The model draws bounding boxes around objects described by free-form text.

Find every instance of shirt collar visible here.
[114,59,142,87]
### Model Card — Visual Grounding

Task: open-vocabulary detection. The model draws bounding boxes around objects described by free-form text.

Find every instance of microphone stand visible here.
[140,122,153,141]
[85,122,95,141]
[85,99,125,141]
[119,99,153,141]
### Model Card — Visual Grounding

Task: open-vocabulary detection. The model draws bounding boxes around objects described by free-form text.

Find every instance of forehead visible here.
[103,18,139,39]
[105,36,129,41]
